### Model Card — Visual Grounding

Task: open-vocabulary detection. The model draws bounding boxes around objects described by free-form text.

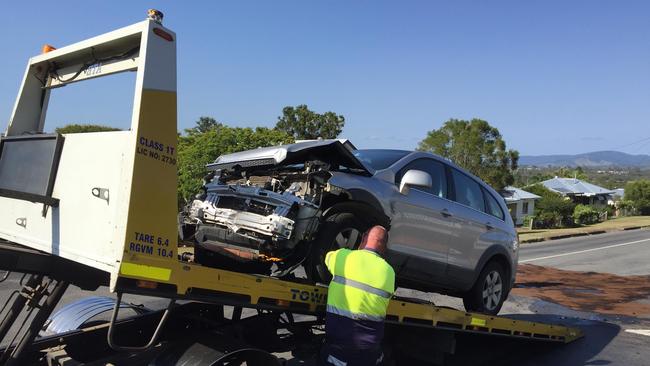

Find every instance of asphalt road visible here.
[518,228,650,275]
[398,229,650,366]
[514,229,650,366]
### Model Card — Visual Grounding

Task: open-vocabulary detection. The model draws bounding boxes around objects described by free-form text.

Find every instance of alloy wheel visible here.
[333,228,362,249]
[481,270,503,311]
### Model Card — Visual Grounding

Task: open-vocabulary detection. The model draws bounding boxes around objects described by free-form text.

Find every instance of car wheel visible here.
[463,261,507,315]
[306,211,370,284]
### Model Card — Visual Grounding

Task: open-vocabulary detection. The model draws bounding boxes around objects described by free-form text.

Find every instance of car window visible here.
[396,158,447,198]
[483,188,505,220]
[450,169,485,212]
[353,150,410,170]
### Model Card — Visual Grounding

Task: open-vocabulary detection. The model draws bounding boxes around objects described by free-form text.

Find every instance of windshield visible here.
[353,149,410,170]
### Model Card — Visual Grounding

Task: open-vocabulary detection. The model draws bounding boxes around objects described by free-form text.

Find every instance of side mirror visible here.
[399,169,432,195]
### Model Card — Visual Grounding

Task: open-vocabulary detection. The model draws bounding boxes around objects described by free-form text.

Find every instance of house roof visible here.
[501,186,541,202]
[540,177,614,197]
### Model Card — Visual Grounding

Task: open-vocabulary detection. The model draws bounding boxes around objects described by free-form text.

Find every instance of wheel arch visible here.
[321,198,390,229]
[472,245,513,293]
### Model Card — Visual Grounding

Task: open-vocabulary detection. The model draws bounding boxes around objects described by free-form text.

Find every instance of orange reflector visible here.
[259,255,283,262]
[277,299,290,307]
[42,44,57,54]
[153,28,174,42]
[136,280,158,289]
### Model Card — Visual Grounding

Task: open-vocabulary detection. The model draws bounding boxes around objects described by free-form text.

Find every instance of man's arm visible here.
[325,250,336,274]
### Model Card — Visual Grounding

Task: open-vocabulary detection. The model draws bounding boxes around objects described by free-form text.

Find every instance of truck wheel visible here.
[463,261,507,315]
[306,211,370,284]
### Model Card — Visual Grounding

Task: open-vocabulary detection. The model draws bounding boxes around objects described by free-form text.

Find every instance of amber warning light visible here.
[41,44,56,54]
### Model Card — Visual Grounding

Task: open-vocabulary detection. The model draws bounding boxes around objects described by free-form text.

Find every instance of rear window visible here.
[353,149,410,170]
[483,188,505,220]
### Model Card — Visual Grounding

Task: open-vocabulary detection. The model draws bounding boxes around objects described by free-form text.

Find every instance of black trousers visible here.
[318,342,384,366]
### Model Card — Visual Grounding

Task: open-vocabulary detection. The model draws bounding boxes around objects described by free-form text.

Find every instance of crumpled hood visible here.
[207,139,372,173]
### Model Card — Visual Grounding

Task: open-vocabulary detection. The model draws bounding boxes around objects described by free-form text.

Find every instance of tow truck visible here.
[0,11,582,365]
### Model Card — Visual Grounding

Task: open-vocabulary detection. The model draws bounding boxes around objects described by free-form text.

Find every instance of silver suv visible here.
[180,140,518,314]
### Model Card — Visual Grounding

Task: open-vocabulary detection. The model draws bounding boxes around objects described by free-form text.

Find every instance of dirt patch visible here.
[512,264,650,317]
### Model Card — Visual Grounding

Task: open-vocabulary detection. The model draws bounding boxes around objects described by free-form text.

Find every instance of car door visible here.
[480,186,512,254]
[444,168,495,289]
[388,158,459,284]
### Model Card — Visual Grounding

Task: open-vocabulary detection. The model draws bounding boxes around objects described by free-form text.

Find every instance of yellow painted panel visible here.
[470,317,487,327]
[120,89,180,279]
[120,262,171,281]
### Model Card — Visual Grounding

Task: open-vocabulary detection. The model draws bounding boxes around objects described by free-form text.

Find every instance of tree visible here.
[177,119,294,203]
[624,179,650,215]
[275,105,345,140]
[526,184,576,228]
[55,124,120,133]
[189,116,222,135]
[417,119,519,190]
[551,167,587,180]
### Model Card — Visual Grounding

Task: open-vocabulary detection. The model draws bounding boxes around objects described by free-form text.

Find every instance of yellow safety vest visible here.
[325,248,395,321]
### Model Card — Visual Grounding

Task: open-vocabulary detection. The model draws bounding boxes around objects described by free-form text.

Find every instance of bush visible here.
[522,215,535,228]
[534,211,562,229]
[55,124,120,133]
[618,200,636,216]
[526,184,576,228]
[598,205,614,219]
[573,204,599,225]
[625,180,650,215]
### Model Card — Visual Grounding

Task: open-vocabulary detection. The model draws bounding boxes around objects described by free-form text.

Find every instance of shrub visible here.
[573,204,599,225]
[526,184,576,228]
[618,200,636,216]
[522,215,535,228]
[598,205,614,219]
[625,180,650,215]
[534,211,561,229]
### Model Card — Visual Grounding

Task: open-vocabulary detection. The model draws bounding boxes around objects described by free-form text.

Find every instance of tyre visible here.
[306,211,371,283]
[462,261,508,315]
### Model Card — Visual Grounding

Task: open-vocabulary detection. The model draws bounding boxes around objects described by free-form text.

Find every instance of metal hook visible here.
[107,293,175,351]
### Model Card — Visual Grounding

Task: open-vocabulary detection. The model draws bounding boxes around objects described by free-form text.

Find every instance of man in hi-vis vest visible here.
[319,225,396,366]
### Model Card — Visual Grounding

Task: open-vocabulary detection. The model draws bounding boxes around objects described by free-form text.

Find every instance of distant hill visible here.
[519,151,650,168]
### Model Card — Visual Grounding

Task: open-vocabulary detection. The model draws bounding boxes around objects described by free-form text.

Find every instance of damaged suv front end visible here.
[179,140,372,272]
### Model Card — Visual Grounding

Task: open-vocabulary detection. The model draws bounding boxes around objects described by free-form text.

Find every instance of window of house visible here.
[450,169,485,212]
[522,201,529,213]
[396,158,447,198]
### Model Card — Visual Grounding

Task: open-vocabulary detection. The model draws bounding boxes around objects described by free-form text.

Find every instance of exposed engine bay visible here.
[182,162,328,259]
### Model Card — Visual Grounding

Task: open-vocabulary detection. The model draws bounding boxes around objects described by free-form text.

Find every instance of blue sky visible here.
[1,1,648,155]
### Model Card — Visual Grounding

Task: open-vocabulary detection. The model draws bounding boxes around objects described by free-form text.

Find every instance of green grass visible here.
[518,216,650,243]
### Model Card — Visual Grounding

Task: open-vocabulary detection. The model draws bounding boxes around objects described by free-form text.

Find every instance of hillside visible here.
[519,151,650,168]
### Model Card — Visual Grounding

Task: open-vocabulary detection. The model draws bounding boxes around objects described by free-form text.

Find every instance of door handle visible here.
[485,222,494,230]
[441,209,453,218]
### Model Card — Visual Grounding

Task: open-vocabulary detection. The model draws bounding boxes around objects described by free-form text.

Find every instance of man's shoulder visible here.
[357,250,395,273]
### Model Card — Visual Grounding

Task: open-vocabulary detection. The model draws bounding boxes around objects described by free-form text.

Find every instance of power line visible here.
[608,136,650,151]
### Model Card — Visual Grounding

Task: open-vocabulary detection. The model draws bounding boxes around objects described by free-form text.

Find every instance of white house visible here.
[540,177,614,207]
[501,186,541,226]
